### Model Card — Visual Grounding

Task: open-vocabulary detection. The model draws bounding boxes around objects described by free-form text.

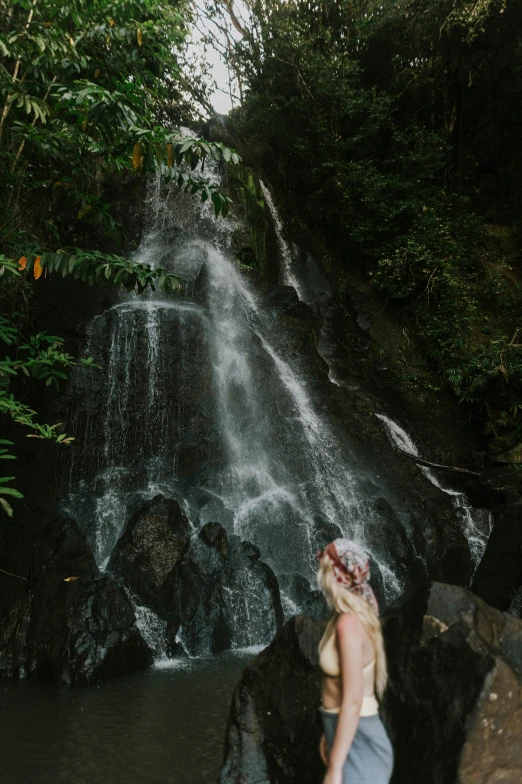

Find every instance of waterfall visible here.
[200,240,413,593]
[259,180,302,295]
[260,180,492,577]
[61,161,431,656]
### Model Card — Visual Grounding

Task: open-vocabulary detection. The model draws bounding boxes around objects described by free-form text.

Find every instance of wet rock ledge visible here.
[220,583,522,784]
[0,516,151,684]
[0,494,285,682]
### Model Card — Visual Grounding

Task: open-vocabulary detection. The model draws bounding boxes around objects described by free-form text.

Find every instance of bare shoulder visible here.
[336,612,364,638]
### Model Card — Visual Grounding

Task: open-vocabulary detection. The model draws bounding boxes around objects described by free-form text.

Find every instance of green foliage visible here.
[228,0,522,434]
[0,0,241,251]
[0,0,243,516]
[0,439,23,517]
[16,249,185,292]
[0,313,98,514]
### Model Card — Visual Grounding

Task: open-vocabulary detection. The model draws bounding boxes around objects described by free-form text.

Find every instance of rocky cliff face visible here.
[219,583,522,784]
[0,494,284,681]
[0,516,151,684]
[108,495,284,657]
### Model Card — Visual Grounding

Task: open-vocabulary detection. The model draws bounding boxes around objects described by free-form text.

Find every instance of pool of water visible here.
[1,651,257,784]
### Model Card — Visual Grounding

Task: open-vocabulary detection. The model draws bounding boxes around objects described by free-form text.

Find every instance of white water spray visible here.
[376,413,492,568]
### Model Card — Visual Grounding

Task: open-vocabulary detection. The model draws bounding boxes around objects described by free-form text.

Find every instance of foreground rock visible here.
[220,616,324,784]
[386,583,522,784]
[220,583,522,784]
[0,517,151,684]
[109,495,284,655]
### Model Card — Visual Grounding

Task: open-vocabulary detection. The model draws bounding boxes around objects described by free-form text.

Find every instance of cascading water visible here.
[259,180,302,294]
[262,182,493,576]
[376,413,492,570]
[61,157,431,659]
[201,239,394,580]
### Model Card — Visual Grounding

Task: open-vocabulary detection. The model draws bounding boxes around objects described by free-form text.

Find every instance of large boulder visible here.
[220,615,325,784]
[108,498,284,656]
[170,531,284,655]
[220,583,522,784]
[108,494,191,612]
[2,517,151,684]
[384,583,522,783]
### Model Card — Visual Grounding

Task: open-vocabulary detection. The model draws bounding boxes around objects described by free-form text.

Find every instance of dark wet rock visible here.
[200,521,230,557]
[197,495,235,530]
[220,616,325,784]
[164,530,283,655]
[108,495,191,609]
[300,591,329,621]
[488,432,520,455]
[222,539,284,640]
[266,285,300,311]
[367,555,386,609]
[420,498,475,585]
[237,541,261,560]
[266,285,315,319]
[456,660,522,784]
[278,573,313,605]
[220,583,522,784]
[366,497,425,591]
[356,312,372,331]
[109,503,284,656]
[465,466,522,509]
[278,573,329,621]
[497,443,522,466]
[310,515,342,552]
[2,517,151,684]
[472,504,522,610]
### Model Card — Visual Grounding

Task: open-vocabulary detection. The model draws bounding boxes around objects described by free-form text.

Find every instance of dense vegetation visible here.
[219,0,522,447]
[1,0,521,514]
[0,0,240,514]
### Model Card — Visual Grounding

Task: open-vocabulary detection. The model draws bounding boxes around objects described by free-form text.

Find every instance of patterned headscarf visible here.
[317,538,379,616]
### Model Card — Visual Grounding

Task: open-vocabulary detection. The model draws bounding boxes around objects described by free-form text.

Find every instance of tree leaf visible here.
[132,142,142,170]
[33,256,43,280]
[0,487,23,498]
[0,497,13,516]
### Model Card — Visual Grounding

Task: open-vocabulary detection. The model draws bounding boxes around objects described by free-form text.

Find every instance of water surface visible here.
[1,652,253,784]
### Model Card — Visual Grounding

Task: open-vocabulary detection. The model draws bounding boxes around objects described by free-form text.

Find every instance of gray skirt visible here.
[321,709,393,784]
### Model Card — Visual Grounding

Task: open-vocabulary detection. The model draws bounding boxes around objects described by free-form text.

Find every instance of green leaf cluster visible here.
[0,0,243,517]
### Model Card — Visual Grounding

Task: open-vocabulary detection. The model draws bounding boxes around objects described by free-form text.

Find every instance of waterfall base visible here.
[107,495,284,658]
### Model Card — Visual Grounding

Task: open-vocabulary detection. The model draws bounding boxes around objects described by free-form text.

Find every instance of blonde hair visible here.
[318,556,388,698]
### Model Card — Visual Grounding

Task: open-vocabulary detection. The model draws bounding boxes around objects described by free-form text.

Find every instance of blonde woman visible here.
[317,539,393,784]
